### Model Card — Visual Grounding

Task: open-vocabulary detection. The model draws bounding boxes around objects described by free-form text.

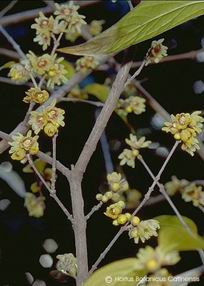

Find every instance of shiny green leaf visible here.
[58,1,204,56]
[84,258,146,286]
[155,215,204,252]
[61,60,75,79]
[83,83,109,102]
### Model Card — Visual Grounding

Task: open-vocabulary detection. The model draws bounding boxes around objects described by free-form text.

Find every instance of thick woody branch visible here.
[75,62,132,175]
[27,154,73,222]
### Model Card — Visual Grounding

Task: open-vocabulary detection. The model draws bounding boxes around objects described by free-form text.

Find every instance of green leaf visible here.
[58,1,204,56]
[84,83,129,124]
[84,258,146,286]
[83,83,109,102]
[61,60,75,79]
[155,215,204,252]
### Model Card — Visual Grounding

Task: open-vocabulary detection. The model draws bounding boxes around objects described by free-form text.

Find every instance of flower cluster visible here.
[104,199,159,243]
[23,87,49,104]
[162,111,204,156]
[128,217,160,244]
[119,134,151,168]
[9,130,39,163]
[56,253,77,278]
[88,20,105,36]
[8,62,30,83]
[117,96,146,116]
[104,201,126,220]
[182,183,204,207]
[29,100,65,137]
[165,176,204,209]
[96,172,141,207]
[31,2,86,51]
[27,52,68,89]
[146,39,168,65]
[24,192,45,217]
[165,176,189,196]
[76,56,98,73]
[134,246,180,273]
[31,12,55,50]
[54,2,86,34]
[96,172,129,203]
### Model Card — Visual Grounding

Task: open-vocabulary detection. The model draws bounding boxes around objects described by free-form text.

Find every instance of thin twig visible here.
[0,48,19,59]
[59,97,104,107]
[86,202,103,220]
[0,0,17,18]
[0,25,26,59]
[95,108,114,173]
[51,134,58,193]
[139,155,204,265]
[27,154,73,222]
[0,25,38,88]
[89,142,179,273]
[0,76,31,86]
[0,130,71,178]
[125,60,146,87]
[74,62,132,175]
[0,1,100,27]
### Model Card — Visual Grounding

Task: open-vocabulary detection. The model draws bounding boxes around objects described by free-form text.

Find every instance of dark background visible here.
[0,0,204,285]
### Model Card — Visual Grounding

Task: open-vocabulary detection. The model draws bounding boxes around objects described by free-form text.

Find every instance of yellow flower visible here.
[29,111,47,134]
[24,87,49,104]
[119,148,136,168]
[126,189,142,209]
[89,20,105,36]
[9,130,39,163]
[126,134,151,150]
[27,52,53,75]
[165,176,189,196]
[76,56,98,73]
[107,172,129,192]
[162,111,204,156]
[134,246,180,273]
[24,192,45,217]
[65,30,80,42]
[54,2,86,34]
[46,59,68,89]
[56,253,77,278]
[128,219,160,244]
[146,39,168,65]
[119,134,151,168]
[31,12,54,50]
[29,100,65,136]
[8,63,30,83]
[31,182,41,193]
[44,122,58,137]
[182,183,204,207]
[117,96,146,115]
[104,201,125,220]
[45,100,65,127]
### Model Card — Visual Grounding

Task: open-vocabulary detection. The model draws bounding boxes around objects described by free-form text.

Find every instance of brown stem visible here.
[69,168,89,286]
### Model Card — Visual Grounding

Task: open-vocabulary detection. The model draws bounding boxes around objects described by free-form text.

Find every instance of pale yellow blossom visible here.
[24,192,45,217]
[146,39,168,65]
[9,130,39,163]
